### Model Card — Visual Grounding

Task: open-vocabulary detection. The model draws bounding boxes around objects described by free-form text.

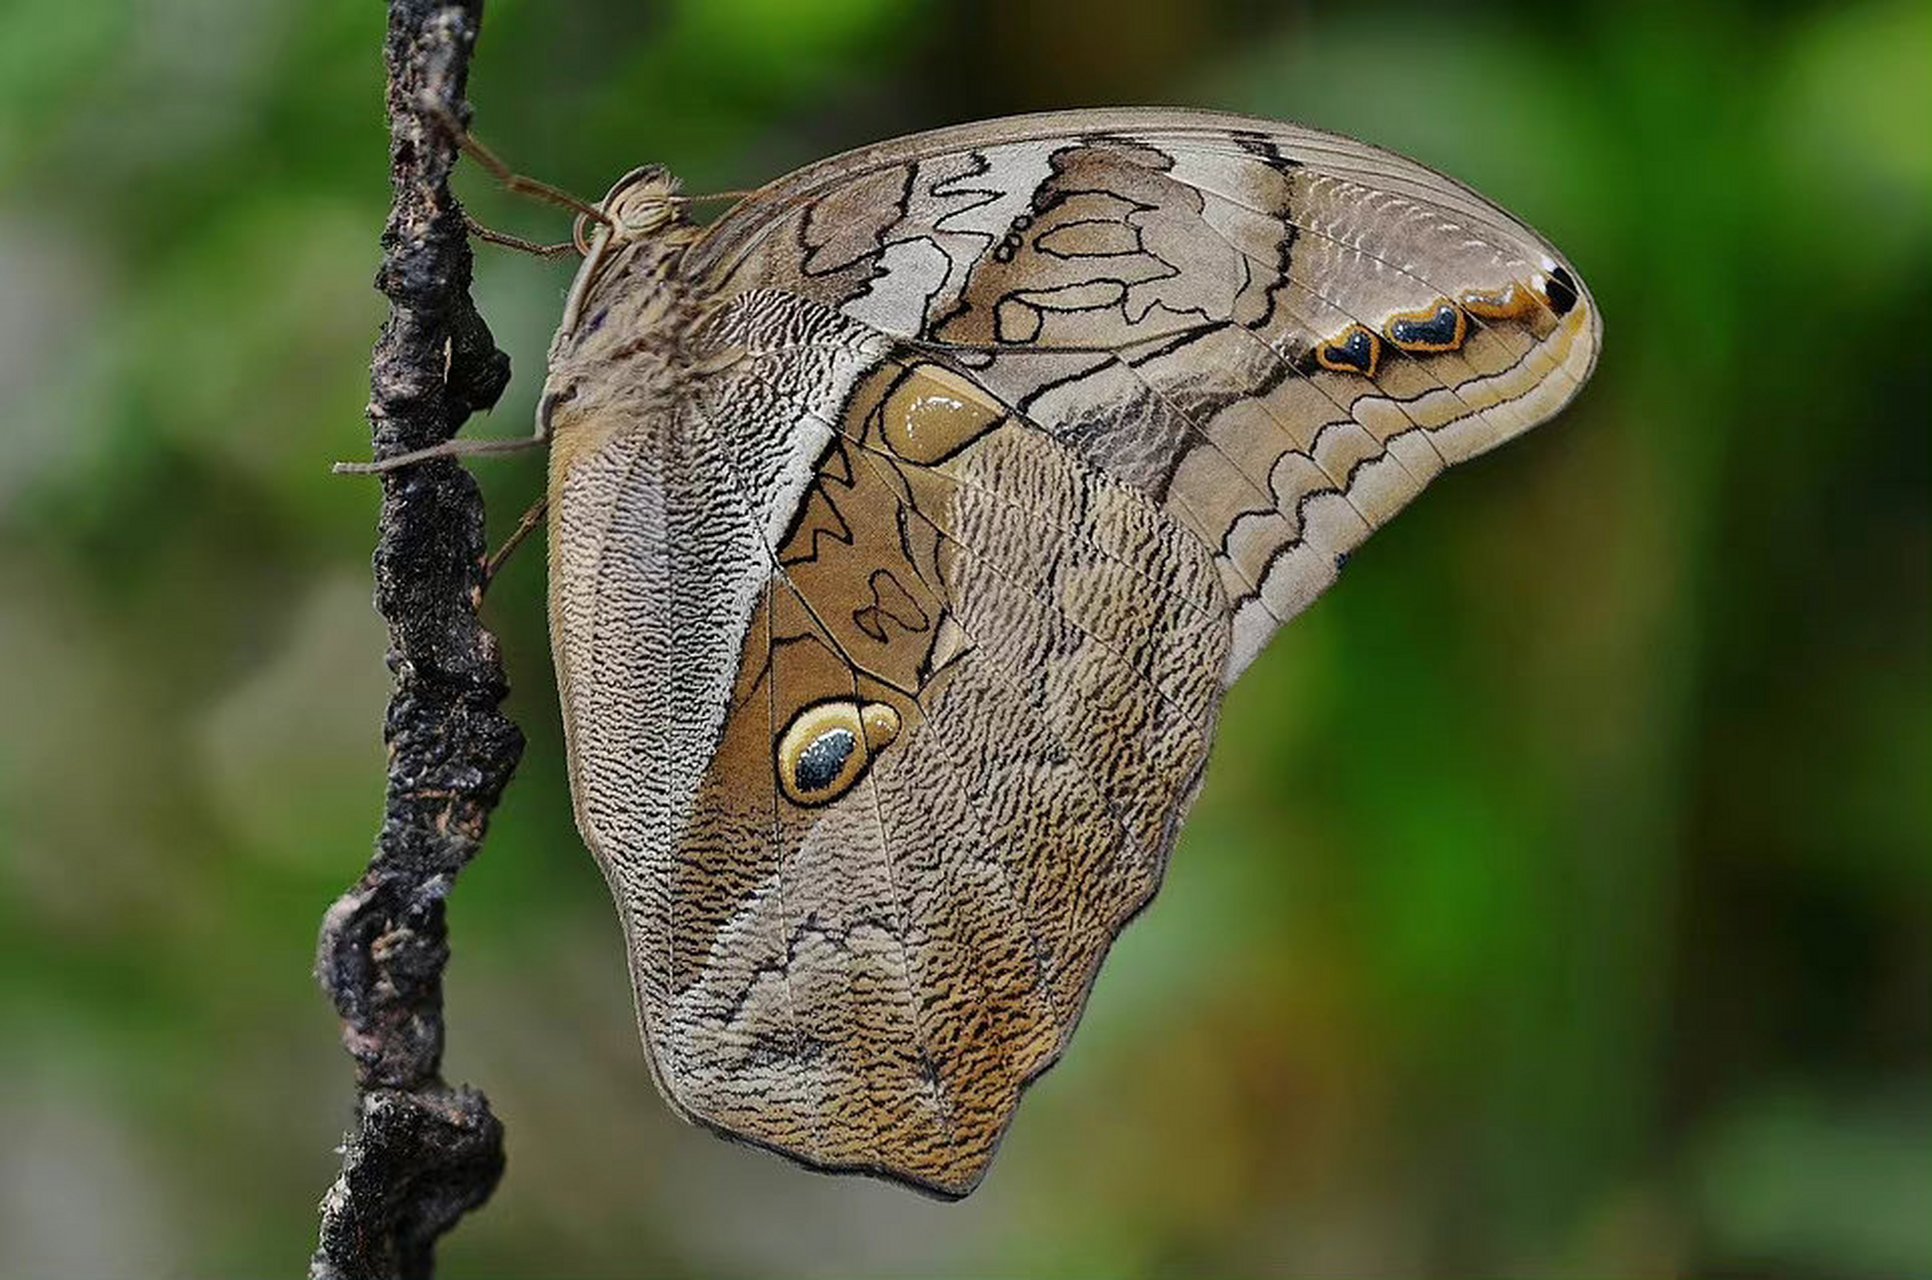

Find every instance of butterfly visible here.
[432,107,1598,1197]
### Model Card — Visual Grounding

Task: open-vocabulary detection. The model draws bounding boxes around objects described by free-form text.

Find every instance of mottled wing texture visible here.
[546,109,1600,1197]
[696,108,1601,679]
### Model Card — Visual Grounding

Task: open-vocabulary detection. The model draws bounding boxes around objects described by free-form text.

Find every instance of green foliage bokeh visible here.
[0,1,1926,1275]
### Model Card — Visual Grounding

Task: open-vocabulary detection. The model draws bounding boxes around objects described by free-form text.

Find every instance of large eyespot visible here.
[776,699,903,807]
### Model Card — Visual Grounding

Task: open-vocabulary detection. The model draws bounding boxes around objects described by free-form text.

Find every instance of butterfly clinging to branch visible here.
[347,105,1600,1197]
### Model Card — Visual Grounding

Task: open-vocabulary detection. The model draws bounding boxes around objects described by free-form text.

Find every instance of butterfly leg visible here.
[332,432,547,475]
[464,214,577,259]
[416,93,611,231]
[483,495,549,587]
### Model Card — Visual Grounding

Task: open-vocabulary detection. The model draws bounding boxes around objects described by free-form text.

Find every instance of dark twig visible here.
[311,4,522,1278]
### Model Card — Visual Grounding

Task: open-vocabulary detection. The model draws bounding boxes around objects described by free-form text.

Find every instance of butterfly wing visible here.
[546,109,1600,1196]
[548,285,1226,1196]
[694,108,1600,678]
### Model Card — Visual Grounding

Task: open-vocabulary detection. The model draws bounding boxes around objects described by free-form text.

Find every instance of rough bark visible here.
[311,4,520,1277]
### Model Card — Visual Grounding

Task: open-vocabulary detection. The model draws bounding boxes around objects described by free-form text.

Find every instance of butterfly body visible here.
[535,109,1599,1196]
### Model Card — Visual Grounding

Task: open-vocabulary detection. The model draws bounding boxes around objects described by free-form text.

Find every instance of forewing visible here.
[694,108,1601,679]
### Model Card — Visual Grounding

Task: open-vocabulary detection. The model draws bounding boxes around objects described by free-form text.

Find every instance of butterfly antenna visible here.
[420,94,613,230]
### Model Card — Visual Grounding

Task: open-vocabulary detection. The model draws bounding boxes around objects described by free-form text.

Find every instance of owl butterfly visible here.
[505,109,1595,1196]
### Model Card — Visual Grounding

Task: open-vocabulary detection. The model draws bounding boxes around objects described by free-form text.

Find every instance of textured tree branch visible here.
[311,4,521,1277]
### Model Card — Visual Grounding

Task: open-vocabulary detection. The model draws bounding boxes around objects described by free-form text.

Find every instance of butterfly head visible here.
[598,164,687,241]
[554,164,702,342]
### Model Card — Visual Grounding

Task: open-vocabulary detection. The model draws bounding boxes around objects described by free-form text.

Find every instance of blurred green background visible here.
[1,0,1927,1275]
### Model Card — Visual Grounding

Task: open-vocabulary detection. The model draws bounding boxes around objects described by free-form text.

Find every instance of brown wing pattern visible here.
[655,343,1227,1193]
[542,110,1599,1197]
[696,109,1601,678]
